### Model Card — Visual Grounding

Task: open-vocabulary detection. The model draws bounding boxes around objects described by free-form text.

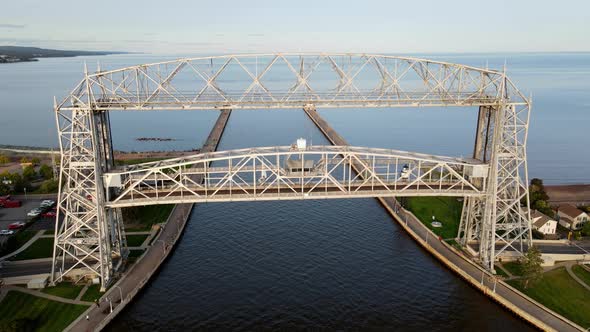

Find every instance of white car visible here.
[40,200,55,208]
[27,208,43,217]
[0,230,14,235]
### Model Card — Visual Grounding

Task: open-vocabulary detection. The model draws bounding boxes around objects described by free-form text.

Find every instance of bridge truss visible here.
[52,53,532,289]
[104,145,488,207]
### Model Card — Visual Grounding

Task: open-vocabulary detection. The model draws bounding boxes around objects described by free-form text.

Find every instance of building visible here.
[531,210,557,235]
[557,204,589,230]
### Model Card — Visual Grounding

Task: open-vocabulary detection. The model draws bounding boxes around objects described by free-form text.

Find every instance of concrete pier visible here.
[303,106,582,332]
[66,109,232,332]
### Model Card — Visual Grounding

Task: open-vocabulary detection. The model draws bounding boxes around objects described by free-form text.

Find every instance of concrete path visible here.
[495,263,514,278]
[304,107,583,332]
[65,109,232,332]
[565,264,590,292]
[3,285,92,305]
[0,230,44,261]
[75,284,89,302]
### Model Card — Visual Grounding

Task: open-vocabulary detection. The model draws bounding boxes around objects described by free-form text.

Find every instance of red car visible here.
[8,222,26,230]
[41,211,57,218]
[0,195,22,208]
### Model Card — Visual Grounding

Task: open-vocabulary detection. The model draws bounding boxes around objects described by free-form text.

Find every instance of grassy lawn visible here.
[0,230,36,257]
[404,196,463,239]
[126,234,149,247]
[10,237,53,261]
[572,265,590,287]
[41,282,84,300]
[0,291,88,332]
[508,267,590,328]
[81,284,103,302]
[128,249,145,258]
[115,157,166,166]
[502,261,524,276]
[494,265,509,278]
[123,204,174,231]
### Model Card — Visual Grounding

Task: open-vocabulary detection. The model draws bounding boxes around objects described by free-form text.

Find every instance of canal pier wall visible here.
[302,105,583,332]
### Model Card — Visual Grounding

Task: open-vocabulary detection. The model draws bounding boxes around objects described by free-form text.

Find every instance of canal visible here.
[107,109,534,331]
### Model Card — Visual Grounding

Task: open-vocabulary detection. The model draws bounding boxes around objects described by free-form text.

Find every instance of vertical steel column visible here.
[459,105,493,245]
[51,78,122,290]
[478,94,532,269]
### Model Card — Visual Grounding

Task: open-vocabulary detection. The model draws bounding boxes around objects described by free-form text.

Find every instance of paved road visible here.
[1,261,75,278]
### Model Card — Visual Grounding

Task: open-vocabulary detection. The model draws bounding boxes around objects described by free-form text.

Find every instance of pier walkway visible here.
[65,109,232,332]
[303,107,583,332]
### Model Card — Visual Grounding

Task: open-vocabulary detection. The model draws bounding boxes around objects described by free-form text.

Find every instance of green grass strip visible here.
[508,267,590,328]
[10,237,54,261]
[0,291,88,332]
[41,282,84,300]
[571,265,590,288]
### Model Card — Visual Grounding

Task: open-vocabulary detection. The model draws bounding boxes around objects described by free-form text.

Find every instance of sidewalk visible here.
[64,109,232,332]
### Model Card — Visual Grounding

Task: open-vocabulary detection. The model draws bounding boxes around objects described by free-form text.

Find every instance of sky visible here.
[0,0,588,54]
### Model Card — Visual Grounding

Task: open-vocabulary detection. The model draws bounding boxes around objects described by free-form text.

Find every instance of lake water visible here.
[0,53,587,330]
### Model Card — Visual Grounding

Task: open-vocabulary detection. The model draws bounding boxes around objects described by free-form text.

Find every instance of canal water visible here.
[1,53,588,330]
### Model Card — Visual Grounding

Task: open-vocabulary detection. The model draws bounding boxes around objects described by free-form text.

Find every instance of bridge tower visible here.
[458,81,533,270]
[51,68,126,290]
[49,54,533,286]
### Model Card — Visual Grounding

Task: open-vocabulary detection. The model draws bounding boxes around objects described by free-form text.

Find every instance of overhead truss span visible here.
[57,53,528,110]
[52,53,532,290]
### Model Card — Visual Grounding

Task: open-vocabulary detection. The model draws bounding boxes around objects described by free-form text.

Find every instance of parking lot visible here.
[0,197,59,246]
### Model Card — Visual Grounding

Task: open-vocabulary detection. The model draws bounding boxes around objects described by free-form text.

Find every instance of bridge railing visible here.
[104,145,488,207]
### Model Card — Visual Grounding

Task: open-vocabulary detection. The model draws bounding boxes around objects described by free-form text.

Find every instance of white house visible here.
[531,210,557,235]
[557,204,589,230]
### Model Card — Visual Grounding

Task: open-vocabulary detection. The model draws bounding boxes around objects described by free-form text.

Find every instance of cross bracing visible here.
[57,53,528,111]
[52,53,533,289]
[103,145,488,208]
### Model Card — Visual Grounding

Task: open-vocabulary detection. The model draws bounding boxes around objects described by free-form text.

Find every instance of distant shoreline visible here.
[0,46,127,64]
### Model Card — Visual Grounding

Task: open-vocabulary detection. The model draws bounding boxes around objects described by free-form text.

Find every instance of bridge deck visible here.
[107,181,482,207]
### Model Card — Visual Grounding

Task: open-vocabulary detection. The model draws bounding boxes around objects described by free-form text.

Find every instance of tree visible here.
[31,157,41,165]
[36,179,58,193]
[522,245,544,288]
[39,164,53,180]
[11,173,31,193]
[527,178,554,217]
[22,166,36,181]
[0,181,10,195]
[582,222,590,237]
[0,154,9,165]
[19,157,30,164]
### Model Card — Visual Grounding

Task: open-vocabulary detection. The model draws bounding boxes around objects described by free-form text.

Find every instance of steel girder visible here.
[51,100,126,290]
[103,146,488,207]
[56,53,527,111]
[51,53,533,286]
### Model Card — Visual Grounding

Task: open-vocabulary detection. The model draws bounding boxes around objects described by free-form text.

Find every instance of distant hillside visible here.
[0,46,126,63]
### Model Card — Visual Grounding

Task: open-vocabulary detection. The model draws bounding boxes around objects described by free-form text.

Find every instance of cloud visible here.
[0,24,25,29]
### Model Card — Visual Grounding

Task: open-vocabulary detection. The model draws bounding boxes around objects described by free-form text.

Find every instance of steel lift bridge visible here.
[51,53,532,290]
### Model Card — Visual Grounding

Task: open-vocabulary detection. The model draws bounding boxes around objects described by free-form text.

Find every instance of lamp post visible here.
[114,285,123,303]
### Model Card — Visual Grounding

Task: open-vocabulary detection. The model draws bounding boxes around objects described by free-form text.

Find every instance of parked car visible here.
[0,230,14,235]
[41,211,57,218]
[0,195,22,208]
[8,222,26,230]
[27,208,43,217]
[40,200,55,208]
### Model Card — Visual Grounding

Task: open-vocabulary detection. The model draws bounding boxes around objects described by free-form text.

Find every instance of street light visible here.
[114,285,123,303]
[156,240,167,258]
